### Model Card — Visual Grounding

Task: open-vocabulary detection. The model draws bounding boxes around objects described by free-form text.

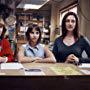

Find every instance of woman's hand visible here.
[0,57,7,63]
[33,57,43,63]
[65,54,79,64]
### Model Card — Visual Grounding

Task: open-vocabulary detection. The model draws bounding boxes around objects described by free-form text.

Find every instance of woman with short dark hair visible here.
[25,24,41,45]
[18,24,56,63]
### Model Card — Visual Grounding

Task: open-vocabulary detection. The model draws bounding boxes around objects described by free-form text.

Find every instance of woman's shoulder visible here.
[79,35,90,44]
[38,43,45,48]
[54,36,62,43]
[2,38,9,42]
[80,35,88,40]
[22,43,27,46]
[55,36,62,40]
[38,44,48,50]
[1,38,10,44]
[79,35,84,39]
[21,43,28,49]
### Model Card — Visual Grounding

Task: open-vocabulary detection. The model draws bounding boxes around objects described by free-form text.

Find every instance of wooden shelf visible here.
[16,13,50,44]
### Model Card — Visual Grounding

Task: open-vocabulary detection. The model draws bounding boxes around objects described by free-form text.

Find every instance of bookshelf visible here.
[16,13,50,45]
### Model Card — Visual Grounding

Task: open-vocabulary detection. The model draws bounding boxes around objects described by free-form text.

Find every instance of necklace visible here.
[63,36,75,46]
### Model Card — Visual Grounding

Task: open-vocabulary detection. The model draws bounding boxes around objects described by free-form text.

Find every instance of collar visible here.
[26,43,39,50]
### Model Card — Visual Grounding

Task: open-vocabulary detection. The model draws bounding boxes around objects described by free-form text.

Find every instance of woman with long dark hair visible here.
[18,24,56,63]
[0,17,14,62]
[53,12,90,64]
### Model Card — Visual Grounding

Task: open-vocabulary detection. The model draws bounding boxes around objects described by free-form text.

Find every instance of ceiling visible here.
[0,0,64,18]
[16,0,64,9]
[0,0,65,9]
[16,0,50,9]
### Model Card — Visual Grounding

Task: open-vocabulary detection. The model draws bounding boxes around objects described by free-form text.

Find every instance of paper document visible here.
[78,63,90,68]
[80,69,90,75]
[0,73,6,75]
[1,63,24,69]
[50,67,81,75]
[24,68,45,75]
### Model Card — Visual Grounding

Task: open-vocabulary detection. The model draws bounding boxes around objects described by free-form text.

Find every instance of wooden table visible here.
[0,63,90,90]
[0,63,83,75]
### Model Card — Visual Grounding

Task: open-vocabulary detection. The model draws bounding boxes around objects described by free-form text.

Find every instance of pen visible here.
[25,69,41,72]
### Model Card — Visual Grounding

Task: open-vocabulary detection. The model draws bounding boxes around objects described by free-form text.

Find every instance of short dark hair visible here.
[26,24,41,44]
[61,12,79,39]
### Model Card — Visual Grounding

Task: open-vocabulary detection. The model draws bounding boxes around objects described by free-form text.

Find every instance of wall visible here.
[50,1,58,41]
[50,0,77,41]
[50,0,90,41]
[78,0,90,40]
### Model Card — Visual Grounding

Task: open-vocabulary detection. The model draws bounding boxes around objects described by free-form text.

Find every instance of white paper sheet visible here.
[78,63,90,68]
[80,69,90,75]
[1,63,24,69]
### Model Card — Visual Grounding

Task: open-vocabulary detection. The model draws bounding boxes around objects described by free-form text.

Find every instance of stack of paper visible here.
[78,63,90,68]
[80,69,90,75]
[1,63,24,69]
[78,63,90,75]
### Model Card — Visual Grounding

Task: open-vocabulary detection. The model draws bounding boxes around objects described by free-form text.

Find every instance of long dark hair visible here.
[26,24,41,45]
[61,12,79,39]
[0,26,7,40]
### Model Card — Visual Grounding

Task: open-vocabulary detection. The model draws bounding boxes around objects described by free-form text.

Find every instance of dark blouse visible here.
[53,36,90,63]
